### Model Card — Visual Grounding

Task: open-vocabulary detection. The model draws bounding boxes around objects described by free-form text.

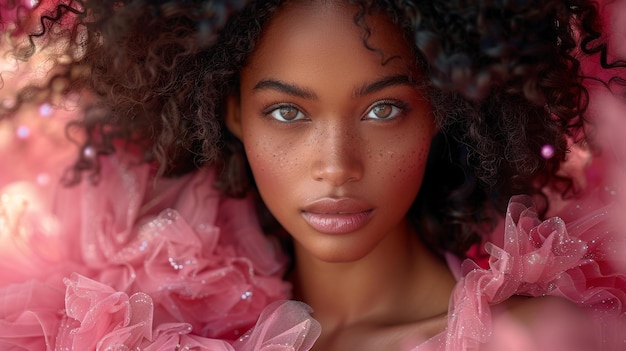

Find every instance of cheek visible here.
[242,128,303,194]
[371,127,433,190]
[244,137,279,187]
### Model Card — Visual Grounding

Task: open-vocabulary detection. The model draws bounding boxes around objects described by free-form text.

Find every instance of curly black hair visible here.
[0,0,617,256]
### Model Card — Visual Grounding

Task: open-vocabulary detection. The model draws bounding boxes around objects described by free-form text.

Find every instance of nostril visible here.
[310,123,364,185]
[311,152,363,186]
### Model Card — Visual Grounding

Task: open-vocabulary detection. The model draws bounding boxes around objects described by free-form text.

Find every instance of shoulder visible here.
[485,296,600,351]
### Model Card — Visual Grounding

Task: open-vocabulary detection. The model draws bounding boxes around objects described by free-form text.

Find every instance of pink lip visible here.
[301,198,374,234]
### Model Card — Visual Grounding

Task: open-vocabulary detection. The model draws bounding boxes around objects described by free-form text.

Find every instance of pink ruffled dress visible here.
[413,193,626,351]
[0,108,319,350]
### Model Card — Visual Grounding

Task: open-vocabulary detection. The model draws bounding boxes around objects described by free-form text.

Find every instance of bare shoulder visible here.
[485,295,601,351]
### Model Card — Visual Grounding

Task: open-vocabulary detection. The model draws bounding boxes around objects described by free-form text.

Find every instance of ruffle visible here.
[51,273,319,351]
[440,194,626,351]
[0,122,313,350]
[233,301,321,351]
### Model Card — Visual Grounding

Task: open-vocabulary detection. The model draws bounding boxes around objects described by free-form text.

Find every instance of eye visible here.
[364,100,406,120]
[266,104,306,122]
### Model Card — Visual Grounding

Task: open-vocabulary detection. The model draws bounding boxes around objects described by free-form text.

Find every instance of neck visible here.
[290,221,455,329]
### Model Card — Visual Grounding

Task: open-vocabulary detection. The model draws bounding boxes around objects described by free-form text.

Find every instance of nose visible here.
[310,123,364,186]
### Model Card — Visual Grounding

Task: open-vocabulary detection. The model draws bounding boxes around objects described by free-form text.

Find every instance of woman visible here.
[0,0,624,350]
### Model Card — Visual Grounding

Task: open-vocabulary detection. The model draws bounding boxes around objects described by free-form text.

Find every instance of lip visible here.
[301,198,374,234]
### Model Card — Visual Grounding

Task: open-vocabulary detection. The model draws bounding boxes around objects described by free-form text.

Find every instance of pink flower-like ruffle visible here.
[443,195,626,351]
[54,273,318,351]
[0,148,300,349]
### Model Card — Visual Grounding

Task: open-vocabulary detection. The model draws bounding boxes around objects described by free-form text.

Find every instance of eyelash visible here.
[363,99,409,120]
[261,99,409,123]
[261,103,307,122]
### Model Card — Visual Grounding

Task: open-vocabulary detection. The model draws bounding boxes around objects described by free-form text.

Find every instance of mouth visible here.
[301,198,374,234]
[301,211,374,234]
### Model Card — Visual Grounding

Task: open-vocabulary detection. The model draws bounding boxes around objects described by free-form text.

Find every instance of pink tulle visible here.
[233,301,321,351]
[423,194,626,351]
[0,109,320,349]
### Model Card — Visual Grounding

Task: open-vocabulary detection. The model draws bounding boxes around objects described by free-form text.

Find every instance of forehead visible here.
[241,1,416,85]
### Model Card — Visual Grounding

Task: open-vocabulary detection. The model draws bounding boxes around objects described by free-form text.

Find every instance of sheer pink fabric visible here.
[0,109,320,350]
[424,194,625,351]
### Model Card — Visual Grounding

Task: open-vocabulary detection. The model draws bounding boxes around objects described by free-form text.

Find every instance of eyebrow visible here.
[253,79,318,99]
[252,74,415,100]
[355,74,415,97]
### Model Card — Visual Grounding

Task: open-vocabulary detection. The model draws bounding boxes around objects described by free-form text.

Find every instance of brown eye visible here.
[279,106,299,120]
[372,104,393,119]
[365,101,404,120]
[267,104,305,122]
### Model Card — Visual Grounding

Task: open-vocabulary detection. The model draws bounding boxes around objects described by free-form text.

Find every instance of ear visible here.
[225,94,243,140]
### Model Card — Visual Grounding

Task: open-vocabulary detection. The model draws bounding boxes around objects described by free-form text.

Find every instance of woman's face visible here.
[227,1,435,263]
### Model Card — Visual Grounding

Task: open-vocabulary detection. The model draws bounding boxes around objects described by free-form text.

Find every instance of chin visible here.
[306,244,374,264]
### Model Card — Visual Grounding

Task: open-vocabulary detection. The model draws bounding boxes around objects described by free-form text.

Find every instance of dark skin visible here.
[225,1,593,350]
[227,2,453,349]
